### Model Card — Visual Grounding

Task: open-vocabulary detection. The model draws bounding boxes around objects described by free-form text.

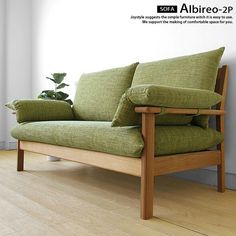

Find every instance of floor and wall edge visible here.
[172,169,236,190]
[0,142,235,190]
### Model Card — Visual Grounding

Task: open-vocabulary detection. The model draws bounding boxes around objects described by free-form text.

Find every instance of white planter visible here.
[47,156,61,161]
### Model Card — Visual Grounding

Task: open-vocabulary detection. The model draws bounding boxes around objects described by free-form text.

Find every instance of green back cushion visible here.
[112,48,224,127]
[132,47,224,89]
[73,63,138,121]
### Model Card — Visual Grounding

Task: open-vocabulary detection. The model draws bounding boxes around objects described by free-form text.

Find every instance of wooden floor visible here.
[0,151,236,236]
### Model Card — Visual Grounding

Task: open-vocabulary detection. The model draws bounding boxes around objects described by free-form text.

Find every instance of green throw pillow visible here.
[73,63,139,121]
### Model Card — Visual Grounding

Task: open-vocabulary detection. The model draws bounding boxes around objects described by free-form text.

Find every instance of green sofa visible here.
[9,47,228,219]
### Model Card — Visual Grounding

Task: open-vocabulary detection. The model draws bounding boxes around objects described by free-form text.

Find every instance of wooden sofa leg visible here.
[140,113,155,220]
[217,164,225,192]
[141,162,154,219]
[17,141,24,171]
[217,143,225,192]
[216,113,225,193]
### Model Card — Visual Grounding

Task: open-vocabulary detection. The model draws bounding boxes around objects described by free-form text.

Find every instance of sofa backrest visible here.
[73,48,224,127]
[132,47,224,91]
[73,63,138,121]
[111,47,225,127]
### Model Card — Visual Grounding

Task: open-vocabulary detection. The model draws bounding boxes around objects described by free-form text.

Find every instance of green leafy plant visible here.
[38,73,73,105]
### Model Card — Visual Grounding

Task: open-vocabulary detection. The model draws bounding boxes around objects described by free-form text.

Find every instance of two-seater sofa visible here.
[10,47,228,219]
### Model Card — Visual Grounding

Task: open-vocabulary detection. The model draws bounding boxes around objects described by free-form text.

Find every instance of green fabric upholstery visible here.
[73,63,138,121]
[9,100,74,123]
[111,91,192,127]
[112,84,222,127]
[132,47,224,90]
[11,121,223,157]
[191,116,209,129]
[154,126,223,156]
[113,48,224,127]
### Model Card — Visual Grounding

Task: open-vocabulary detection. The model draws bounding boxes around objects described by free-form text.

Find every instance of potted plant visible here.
[38,73,73,105]
[38,73,72,161]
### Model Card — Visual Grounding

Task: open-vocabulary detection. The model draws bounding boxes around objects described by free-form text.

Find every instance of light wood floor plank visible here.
[0,150,236,235]
[0,222,15,236]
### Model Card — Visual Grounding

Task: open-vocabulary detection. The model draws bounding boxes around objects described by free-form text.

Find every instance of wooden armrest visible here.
[135,107,225,116]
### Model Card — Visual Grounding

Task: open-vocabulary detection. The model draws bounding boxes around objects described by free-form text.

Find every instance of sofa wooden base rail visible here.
[17,65,228,220]
[17,141,222,219]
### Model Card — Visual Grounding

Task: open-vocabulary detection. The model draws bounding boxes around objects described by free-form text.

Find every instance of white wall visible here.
[32,0,236,175]
[0,0,6,148]
[0,0,32,149]
[32,0,141,98]
[0,0,5,148]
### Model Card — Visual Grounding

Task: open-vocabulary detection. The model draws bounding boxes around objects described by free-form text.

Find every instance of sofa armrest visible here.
[128,84,223,109]
[6,100,74,123]
[135,107,225,116]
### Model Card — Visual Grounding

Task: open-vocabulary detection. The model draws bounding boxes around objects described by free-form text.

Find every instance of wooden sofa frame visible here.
[17,65,228,220]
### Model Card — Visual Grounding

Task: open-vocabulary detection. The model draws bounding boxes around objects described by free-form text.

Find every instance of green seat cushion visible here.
[7,100,74,123]
[73,63,138,121]
[155,126,223,156]
[113,47,224,127]
[111,85,222,126]
[11,121,223,157]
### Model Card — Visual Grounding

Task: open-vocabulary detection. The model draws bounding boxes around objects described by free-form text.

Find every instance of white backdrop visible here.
[0,0,32,149]
[32,0,236,175]
[1,0,236,185]
[0,0,6,149]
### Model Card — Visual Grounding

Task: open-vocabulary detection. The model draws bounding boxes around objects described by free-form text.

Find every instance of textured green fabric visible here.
[11,100,74,123]
[128,85,222,108]
[154,126,223,155]
[11,121,223,157]
[111,92,192,127]
[73,63,138,121]
[191,116,209,129]
[132,48,224,90]
[115,47,224,128]
[12,121,143,157]
[112,84,222,127]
